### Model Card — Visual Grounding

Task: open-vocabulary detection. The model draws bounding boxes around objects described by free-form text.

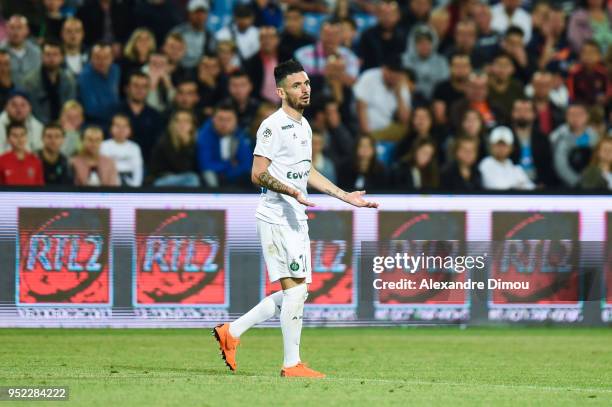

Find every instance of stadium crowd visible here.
[0,0,610,191]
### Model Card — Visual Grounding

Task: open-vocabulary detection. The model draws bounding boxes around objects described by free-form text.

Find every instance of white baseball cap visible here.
[188,0,209,12]
[489,126,514,145]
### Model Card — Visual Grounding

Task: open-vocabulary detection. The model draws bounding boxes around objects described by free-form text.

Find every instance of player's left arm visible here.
[308,167,378,208]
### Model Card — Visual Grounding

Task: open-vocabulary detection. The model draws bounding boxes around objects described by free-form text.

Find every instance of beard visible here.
[287,93,310,111]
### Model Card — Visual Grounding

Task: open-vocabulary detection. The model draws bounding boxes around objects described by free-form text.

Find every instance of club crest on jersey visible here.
[263,128,272,138]
[289,261,300,271]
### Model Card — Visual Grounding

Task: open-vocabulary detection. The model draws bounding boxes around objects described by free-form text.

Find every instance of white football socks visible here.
[280,283,308,368]
[228,290,283,338]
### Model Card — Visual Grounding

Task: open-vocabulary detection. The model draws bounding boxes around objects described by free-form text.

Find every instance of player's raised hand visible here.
[344,191,379,208]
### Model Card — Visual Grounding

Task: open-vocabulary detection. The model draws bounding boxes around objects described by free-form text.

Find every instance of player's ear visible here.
[276,86,284,99]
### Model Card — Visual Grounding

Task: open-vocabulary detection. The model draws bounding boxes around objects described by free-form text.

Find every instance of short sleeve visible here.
[253,120,279,160]
[353,71,370,102]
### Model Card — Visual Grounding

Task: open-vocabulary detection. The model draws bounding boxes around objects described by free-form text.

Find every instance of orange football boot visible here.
[213,323,240,372]
[280,362,326,378]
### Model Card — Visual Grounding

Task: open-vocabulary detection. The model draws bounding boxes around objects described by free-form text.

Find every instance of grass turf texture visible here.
[1,327,611,406]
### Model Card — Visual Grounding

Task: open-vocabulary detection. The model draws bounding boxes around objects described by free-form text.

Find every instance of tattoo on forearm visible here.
[324,187,347,200]
[259,170,293,195]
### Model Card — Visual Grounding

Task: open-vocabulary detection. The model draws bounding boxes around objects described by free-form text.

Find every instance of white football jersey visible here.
[253,108,312,225]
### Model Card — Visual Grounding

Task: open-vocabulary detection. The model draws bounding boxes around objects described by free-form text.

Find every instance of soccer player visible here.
[213,60,378,378]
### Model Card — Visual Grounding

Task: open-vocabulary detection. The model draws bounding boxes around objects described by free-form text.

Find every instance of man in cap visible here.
[171,0,216,69]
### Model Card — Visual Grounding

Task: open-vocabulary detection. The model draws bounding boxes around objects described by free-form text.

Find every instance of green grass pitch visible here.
[1,327,611,406]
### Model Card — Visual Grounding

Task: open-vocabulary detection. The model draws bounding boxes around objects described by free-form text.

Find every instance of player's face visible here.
[279,71,310,110]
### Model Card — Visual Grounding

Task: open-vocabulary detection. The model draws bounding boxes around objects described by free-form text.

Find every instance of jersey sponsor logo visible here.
[281,124,294,130]
[286,169,310,179]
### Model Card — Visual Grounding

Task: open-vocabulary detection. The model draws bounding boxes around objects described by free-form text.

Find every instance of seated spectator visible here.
[171,0,216,69]
[118,28,157,93]
[567,0,612,54]
[23,40,77,124]
[472,2,498,61]
[393,137,439,189]
[428,7,452,54]
[309,96,354,167]
[216,4,260,61]
[1,15,41,87]
[312,130,336,183]
[38,0,66,42]
[444,20,486,69]
[0,50,15,110]
[222,70,261,131]
[550,103,599,187]
[338,16,359,53]
[449,72,506,132]
[447,109,488,163]
[162,32,194,85]
[281,0,329,14]
[337,135,388,191]
[0,122,44,185]
[117,72,163,163]
[244,26,281,104]
[61,18,87,77]
[59,99,84,157]
[71,126,119,186]
[250,0,283,29]
[167,80,202,125]
[100,113,143,187]
[567,40,609,107]
[196,55,226,120]
[400,0,432,33]
[402,25,449,100]
[440,136,482,190]
[37,123,72,185]
[353,56,410,141]
[217,40,242,75]
[196,102,253,187]
[479,126,535,190]
[142,52,176,112]
[432,53,472,127]
[148,109,200,187]
[580,135,612,190]
[490,0,532,43]
[78,42,120,127]
[525,71,565,135]
[528,5,571,72]
[77,0,134,49]
[496,26,534,84]
[133,0,181,46]
[395,106,444,162]
[278,6,315,62]
[487,53,524,115]
[359,0,406,71]
[0,91,44,154]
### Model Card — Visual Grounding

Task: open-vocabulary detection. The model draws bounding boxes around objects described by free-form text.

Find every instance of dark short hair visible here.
[233,4,254,18]
[274,59,305,85]
[215,100,236,114]
[6,121,26,136]
[43,122,64,136]
[229,69,250,81]
[505,26,524,38]
[42,39,64,54]
[128,71,149,84]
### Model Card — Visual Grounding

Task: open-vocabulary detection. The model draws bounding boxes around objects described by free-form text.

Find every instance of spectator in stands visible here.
[395,106,444,162]
[142,52,176,112]
[216,4,260,62]
[59,99,83,157]
[148,109,200,187]
[280,0,329,14]
[23,40,77,124]
[132,0,180,46]
[101,113,143,187]
[0,92,43,154]
[196,55,226,120]
[510,98,557,187]
[0,50,14,109]
[487,53,524,114]
[118,28,156,93]
[479,126,535,190]
[497,26,534,84]
[171,0,216,69]
[71,125,119,186]
[403,25,449,101]
[432,53,472,127]
[216,40,242,75]
[78,42,120,127]
[161,32,193,85]
[117,72,163,164]
[337,134,387,191]
[580,135,612,189]
[444,20,486,69]
[567,40,609,107]
[472,2,498,61]
[251,0,283,29]
[196,102,253,187]
[244,26,281,104]
[338,16,359,53]
[527,71,565,136]
[393,137,439,189]
[77,0,134,51]
[440,136,482,190]
[312,130,336,183]
[428,7,452,54]
[168,80,202,125]
[490,0,532,43]
[61,18,87,77]
[550,103,599,187]
[223,70,260,131]
[38,123,72,185]
[567,0,612,54]
[450,72,506,132]
[354,56,410,141]
[39,0,66,43]
[529,5,571,72]
[1,15,41,87]
[310,96,354,166]
[450,108,488,162]
[400,0,432,32]
[359,0,406,71]
[278,6,315,62]
[0,122,44,185]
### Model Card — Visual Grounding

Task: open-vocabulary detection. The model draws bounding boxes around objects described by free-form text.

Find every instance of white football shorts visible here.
[257,219,312,284]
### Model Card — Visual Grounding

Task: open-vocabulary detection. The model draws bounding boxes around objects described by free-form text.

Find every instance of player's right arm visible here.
[252,155,315,206]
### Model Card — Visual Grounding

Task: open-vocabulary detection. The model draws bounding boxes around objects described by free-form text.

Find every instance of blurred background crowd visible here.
[0,0,610,191]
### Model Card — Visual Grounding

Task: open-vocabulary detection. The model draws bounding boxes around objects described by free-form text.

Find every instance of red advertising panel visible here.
[18,208,111,305]
[263,211,354,305]
[134,210,226,306]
